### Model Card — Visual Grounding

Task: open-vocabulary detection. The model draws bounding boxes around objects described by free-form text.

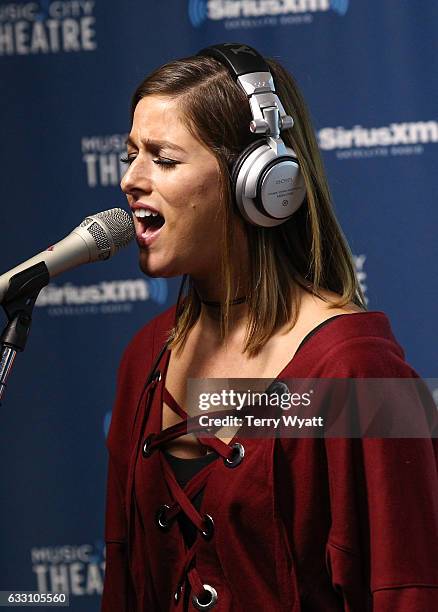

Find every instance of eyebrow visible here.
[125,136,186,154]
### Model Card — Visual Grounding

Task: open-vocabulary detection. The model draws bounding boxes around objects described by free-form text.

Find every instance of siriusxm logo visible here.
[189,0,207,26]
[36,278,168,316]
[319,121,438,150]
[188,0,349,27]
[319,120,437,160]
[330,0,348,15]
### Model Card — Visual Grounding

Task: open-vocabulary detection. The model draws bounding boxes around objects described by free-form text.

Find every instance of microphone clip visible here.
[0,261,49,403]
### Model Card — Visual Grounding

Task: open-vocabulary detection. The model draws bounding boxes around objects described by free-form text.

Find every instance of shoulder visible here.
[118,303,177,373]
[288,308,417,378]
[107,304,177,456]
[322,314,413,376]
[115,303,177,416]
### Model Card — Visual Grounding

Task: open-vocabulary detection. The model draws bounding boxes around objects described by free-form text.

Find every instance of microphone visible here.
[0,208,135,304]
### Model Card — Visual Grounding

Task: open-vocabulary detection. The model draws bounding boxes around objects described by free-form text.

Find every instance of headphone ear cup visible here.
[255,152,305,219]
[232,140,281,227]
[232,140,306,227]
[230,140,265,197]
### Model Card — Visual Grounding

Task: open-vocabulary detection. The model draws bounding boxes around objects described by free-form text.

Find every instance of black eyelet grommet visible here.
[267,380,290,397]
[192,584,218,610]
[153,370,162,383]
[174,583,183,603]
[142,433,155,458]
[200,513,214,541]
[223,442,245,468]
[156,504,172,531]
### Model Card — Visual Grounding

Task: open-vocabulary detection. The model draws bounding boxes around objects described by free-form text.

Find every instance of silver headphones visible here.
[198,43,306,228]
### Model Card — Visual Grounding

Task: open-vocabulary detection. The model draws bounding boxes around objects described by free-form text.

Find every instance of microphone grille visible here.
[80,208,135,252]
[86,223,112,253]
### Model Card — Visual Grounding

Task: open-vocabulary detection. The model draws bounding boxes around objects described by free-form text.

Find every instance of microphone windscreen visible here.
[79,208,135,259]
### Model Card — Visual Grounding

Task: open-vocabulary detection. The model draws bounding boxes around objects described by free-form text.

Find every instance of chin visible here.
[138,252,180,279]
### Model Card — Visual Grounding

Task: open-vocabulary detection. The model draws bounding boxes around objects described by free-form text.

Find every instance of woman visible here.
[102,44,438,611]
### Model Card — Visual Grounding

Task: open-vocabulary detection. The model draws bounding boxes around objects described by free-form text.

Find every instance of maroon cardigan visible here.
[101,307,438,611]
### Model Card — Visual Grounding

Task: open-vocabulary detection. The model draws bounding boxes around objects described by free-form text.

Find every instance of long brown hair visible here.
[131,54,366,355]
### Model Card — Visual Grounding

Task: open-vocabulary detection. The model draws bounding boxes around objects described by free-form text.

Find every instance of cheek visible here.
[166,169,222,222]
[189,171,222,217]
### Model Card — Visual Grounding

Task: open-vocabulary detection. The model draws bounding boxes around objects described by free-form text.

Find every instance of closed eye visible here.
[119,154,179,170]
[153,158,179,170]
[120,154,135,165]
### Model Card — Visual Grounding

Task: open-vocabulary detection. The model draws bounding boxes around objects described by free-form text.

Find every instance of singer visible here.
[101,44,438,611]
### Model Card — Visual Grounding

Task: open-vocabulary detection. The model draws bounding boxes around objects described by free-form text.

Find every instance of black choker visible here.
[201,296,247,307]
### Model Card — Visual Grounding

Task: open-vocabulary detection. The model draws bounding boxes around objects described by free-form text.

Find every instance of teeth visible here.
[134,209,160,219]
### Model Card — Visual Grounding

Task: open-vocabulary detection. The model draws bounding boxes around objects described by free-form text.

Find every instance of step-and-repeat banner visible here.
[0,1,437,608]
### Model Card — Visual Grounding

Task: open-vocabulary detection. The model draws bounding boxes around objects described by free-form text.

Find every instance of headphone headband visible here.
[197,43,306,227]
[198,42,292,138]
[198,43,270,79]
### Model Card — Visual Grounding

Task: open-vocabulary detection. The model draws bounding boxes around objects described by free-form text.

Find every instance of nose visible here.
[120,157,153,196]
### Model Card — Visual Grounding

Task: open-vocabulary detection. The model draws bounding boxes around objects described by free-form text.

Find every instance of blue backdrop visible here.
[1,1,437,608]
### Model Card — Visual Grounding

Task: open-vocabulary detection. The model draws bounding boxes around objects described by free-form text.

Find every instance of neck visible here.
[190,278,249,331]
[189,225,250,331]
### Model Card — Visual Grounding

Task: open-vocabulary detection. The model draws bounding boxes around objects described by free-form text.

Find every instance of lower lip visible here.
[135,221,164,248]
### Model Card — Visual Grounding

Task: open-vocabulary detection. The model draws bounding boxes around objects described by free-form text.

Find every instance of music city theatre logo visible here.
[188,0,349,29]
[35,277,168,316]
[31,542,105,597]
[318,119,438,160]
[82,133,128,188]
[0,1,97,56]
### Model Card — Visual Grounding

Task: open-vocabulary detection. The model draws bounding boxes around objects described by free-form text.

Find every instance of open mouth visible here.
[134,209,165,229]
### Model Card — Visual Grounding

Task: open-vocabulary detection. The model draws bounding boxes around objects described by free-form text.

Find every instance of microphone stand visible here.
[0,262,49,404]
